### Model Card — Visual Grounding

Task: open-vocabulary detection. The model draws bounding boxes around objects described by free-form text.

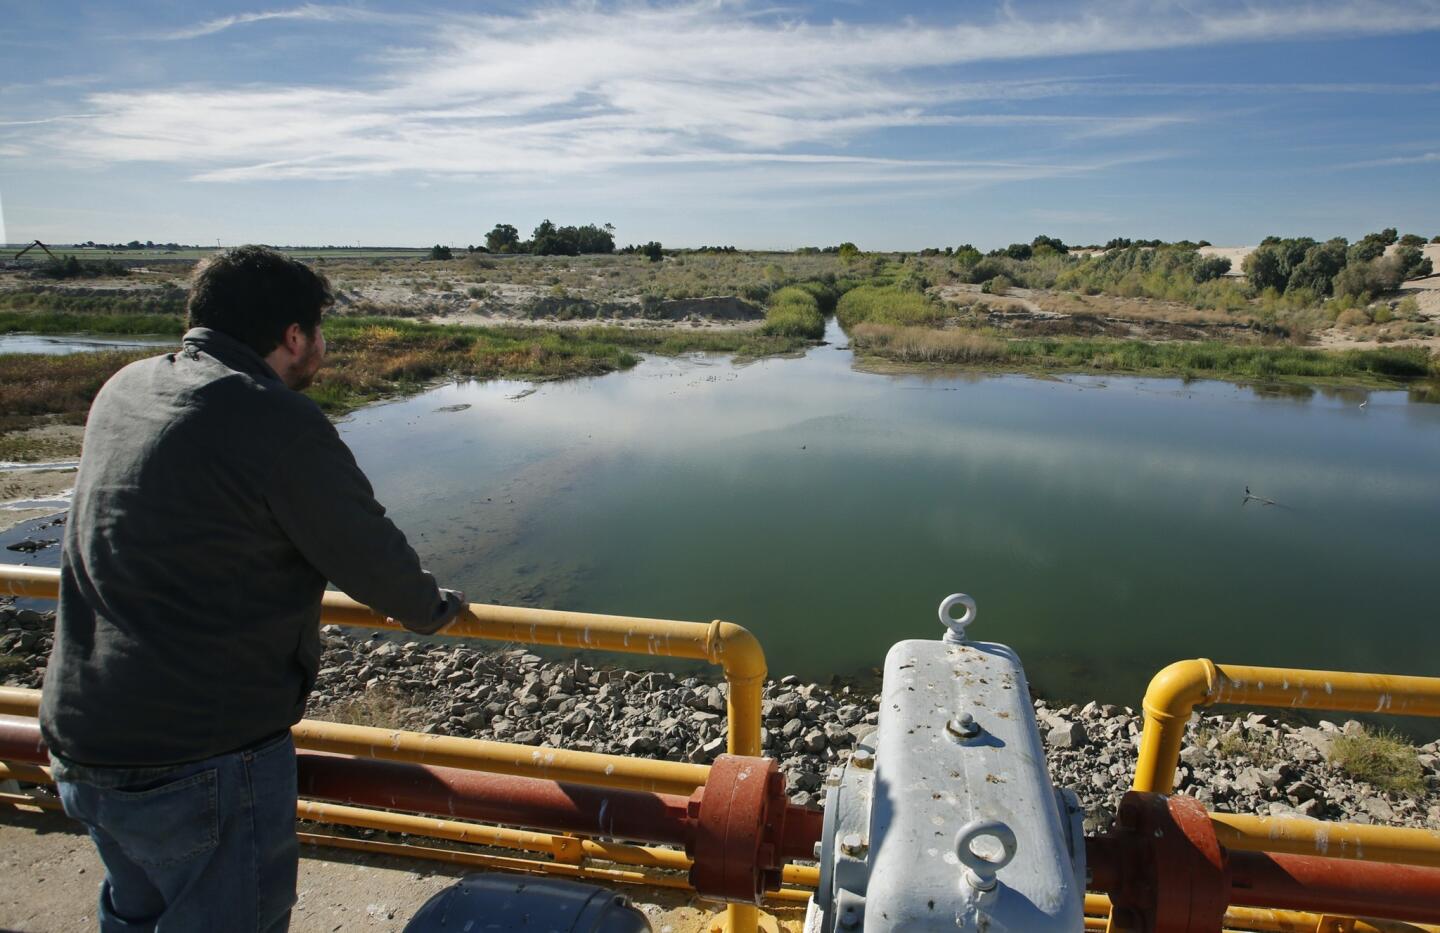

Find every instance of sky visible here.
[2,1,1439,250]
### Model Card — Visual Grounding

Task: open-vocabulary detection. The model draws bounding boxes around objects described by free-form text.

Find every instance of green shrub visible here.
[791,280,844,313]
[835,285,944,329]
[1057,246,1233,304]
[953,245,982,269]
[1395,245,1433,279]
[981,275,1012,296]
[1333,257,1405,301]
[760,286,824,338]
[1328,727,1426,796]
[30,256,131,280]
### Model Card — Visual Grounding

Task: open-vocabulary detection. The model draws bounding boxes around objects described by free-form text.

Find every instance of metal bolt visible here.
[813,842,823,860]
[946,712,982,741]
[824,766,844,786]
[840,833,866,857]
[839,907,861,929]
[851,748,874,770]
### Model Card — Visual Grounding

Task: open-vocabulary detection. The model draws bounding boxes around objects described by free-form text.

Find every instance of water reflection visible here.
[0,335,175,355]
[341,321,1440,712]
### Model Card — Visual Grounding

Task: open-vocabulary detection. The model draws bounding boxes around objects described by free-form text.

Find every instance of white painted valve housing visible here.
[805,594,1085,931]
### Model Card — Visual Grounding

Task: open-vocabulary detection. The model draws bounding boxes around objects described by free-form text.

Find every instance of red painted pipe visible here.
[0,718,46,765]
[297,750,694,847]
[1088,792,1440,931]
[1229,849,1440,923]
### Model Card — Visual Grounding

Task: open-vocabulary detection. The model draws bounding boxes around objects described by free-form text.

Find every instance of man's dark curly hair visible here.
[186,245,333,356]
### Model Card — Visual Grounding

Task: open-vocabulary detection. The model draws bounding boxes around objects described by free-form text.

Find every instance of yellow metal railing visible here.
[1134,659,1440,795]
[1084,894,1440,933]
[1086,658,1440,933]
[1210,812,1440,870]
[0,564,777,931]
[0,565,766,760]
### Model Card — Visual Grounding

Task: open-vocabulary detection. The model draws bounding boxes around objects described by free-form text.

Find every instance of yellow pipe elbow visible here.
[1134,659,1218,794]
[706,620,767,759]
[1141,658,1219,722]
[706,620,767,685]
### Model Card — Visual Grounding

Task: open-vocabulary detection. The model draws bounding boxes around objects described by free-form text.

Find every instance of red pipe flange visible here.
[685,754,822,904]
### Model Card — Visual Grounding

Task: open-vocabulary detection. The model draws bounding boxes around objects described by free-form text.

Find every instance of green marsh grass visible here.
[0,315,814,438]
[0,288,187,317]
[850,323,1436,385]
[0,310,185,336]
[835,285,946,329]
[760,286,825,339]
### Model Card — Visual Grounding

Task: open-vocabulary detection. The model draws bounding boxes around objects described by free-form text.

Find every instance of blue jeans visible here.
[52,731,298,933]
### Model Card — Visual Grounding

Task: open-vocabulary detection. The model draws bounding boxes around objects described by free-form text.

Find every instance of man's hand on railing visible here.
[400,588,468,636]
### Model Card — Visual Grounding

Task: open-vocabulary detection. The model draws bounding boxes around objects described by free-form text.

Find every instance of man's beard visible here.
[288,341,323,390]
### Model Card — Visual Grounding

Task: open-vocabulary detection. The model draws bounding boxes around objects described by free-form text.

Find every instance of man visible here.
[39,245,466,932]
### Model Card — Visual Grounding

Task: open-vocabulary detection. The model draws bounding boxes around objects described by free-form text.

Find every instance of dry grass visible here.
[312,683,423,730]
[1033,290,1243,327]
[1328,728,1426,796]
[851,322,1008,362]
[0,350,153,424]
[1197,726,1283,768]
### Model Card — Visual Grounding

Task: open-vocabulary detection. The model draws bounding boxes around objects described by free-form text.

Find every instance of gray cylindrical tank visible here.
[403,873,652,933]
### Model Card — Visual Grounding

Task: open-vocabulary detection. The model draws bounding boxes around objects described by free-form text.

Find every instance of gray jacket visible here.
[40,327,445,766]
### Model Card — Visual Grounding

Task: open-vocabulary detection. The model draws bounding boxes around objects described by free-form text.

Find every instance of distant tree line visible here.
[617,241,664,262]
[475,220,617,256]
[75,240,194,251]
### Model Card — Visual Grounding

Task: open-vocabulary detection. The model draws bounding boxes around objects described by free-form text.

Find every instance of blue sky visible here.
[2,1,1438,250]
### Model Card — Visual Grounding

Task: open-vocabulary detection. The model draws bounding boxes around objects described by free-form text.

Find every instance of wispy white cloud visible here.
[1338,151,1440,168]
[30,1,1440,191]
[154,3,390,40]
[0,115,99,127]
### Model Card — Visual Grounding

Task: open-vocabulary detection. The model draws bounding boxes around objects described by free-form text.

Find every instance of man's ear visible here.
[282,322,305,354]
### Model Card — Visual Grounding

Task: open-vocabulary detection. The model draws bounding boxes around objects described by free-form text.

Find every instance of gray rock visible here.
[1047,722,1088,749]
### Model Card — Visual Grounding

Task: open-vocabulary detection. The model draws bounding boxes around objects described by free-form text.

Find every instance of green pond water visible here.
[335,320,1440,712]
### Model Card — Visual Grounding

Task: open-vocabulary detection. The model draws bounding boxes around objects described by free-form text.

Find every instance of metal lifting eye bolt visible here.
[955,820,1017,895]
[939,593,977,644]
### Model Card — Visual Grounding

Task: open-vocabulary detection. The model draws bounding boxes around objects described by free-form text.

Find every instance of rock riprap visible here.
[3,605,1438,833]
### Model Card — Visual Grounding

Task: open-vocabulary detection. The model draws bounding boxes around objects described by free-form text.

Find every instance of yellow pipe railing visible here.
[0,563,771,931]
[1210,812,1440,869]
[1134,659,1440,794]
[0,686,709,796]
[1085,893,1440,933]
[0,566,766,759]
